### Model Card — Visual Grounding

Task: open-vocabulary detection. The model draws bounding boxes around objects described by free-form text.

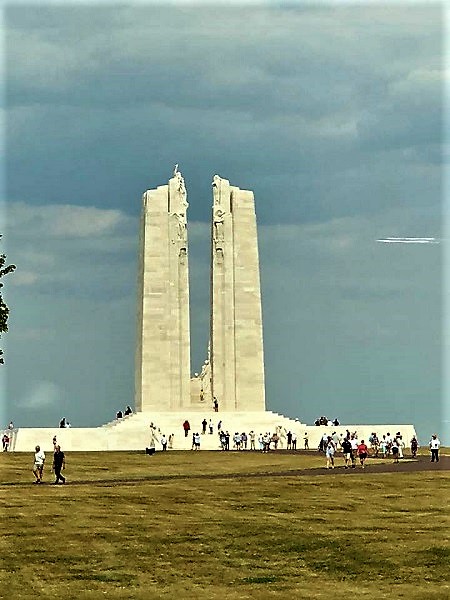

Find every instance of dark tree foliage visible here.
[0,236,16,364]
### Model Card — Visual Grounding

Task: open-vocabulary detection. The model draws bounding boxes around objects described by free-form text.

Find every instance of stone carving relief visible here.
[212,174,222,205]
[172,211,187,241]
[213,208,225,242]
[215,247,224,264]
[200,359,211,401]
[174,164,188,204]
[179,247,187,264]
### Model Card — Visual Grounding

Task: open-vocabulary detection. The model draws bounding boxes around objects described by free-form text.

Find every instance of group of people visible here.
[180,419,310,452]
[32,438,66,484]
[115,406,133,420]
[314,416,340,426]
[320,430,442,469]
[161,418,444,463]
[323,435,370,469]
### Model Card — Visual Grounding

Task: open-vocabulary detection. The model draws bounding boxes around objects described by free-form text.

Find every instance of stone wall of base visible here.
[10,411,417,453]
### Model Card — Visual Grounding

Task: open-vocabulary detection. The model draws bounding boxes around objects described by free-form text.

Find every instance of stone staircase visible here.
[10,411,417,453]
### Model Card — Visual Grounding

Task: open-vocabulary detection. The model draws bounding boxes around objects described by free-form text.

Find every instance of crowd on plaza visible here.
[319,430,419,469]
[176,420,307,452]
[147,419,443,468]
[1,414,442,483]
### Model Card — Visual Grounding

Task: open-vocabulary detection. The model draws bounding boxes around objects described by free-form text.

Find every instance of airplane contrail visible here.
[376,237,440,244]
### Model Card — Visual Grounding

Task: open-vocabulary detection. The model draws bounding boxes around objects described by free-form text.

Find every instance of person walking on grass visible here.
[325,436,336,469]
[380,436,387,458]
[350,434,359,465]
[396,435,405,459]
[391,438,400,464]
[51,445,66,484]
[429,434,440,462]
[410,435,418,458]
[32,445,45,483]
[357,440,369,469]
[342,437,353,469]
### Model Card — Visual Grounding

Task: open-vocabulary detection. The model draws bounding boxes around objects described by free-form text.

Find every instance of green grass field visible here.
[1,450,449,599]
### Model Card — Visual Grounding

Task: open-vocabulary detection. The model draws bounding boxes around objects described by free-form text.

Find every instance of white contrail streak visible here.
[376,237,440,244]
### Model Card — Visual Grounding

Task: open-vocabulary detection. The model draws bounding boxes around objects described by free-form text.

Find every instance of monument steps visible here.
[10,411,417,453]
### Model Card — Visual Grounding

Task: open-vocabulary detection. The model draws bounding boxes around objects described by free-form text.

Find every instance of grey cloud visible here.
[5,4,442,227]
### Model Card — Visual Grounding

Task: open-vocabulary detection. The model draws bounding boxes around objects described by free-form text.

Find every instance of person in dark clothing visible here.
[410,436,418,458]
[52,445,66,484]
[341,437,353,469]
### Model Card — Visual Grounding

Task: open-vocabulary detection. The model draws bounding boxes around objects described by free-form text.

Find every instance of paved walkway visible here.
[1,453,448,487]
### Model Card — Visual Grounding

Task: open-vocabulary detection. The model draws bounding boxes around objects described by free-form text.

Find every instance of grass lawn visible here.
[1,449,449,599]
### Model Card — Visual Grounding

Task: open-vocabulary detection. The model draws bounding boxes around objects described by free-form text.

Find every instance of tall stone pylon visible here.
[135,167,191,411]
[210,175,266,411]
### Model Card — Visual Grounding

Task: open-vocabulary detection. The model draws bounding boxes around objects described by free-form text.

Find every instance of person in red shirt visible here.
[357,440,369,469]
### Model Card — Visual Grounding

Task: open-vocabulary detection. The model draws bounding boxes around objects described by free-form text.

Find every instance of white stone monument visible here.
[210,175,266,411]
[134,167,191,411]
[9,169,418,452]
[135,170,265,413]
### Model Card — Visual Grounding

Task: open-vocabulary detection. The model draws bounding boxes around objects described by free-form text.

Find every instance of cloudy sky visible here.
[1,2,447,443]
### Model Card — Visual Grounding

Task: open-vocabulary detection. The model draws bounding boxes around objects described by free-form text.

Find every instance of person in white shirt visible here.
[350,435,359,465]
[304,432,309,450]
[396,435,405,459]
[258,433,264,451]
[325,436,336,469]
[33,445,46,483]
[291,431,297,450]
[429,434,441,462]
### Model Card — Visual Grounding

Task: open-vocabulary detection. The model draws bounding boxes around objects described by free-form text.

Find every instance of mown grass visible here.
[0,450,449,599]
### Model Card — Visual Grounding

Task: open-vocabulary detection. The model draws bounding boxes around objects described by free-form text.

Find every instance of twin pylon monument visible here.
[135,167,266,413]
[10,168,418,451]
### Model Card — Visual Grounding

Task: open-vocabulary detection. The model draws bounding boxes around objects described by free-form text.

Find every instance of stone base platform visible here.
[9,411,417,453]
